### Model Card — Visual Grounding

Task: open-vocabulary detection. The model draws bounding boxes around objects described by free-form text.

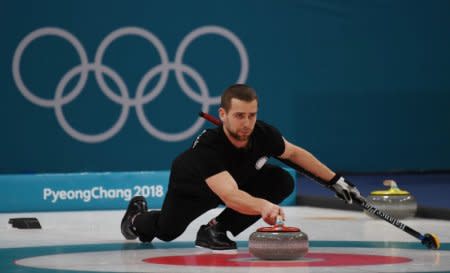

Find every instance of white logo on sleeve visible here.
[255,156,268,170]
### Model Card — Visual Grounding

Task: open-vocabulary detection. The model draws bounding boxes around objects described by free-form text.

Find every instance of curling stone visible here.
[366,180,417,219]
[248,217,308,260]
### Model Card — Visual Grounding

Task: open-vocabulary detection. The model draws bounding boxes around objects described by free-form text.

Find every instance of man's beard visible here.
[227,127,251,141]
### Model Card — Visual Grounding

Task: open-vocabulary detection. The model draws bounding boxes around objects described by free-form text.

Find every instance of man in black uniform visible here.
[121,84,361,250]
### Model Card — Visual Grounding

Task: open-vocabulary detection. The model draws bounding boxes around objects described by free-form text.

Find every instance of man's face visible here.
[220,98,258,142]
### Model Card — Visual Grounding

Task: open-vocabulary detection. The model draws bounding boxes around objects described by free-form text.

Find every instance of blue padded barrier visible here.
[0,169,296,212]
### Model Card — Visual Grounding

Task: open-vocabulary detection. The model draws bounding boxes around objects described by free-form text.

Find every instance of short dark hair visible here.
[220,84,258,111]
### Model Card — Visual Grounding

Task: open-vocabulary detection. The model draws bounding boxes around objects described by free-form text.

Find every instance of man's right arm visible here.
[205,171,283,225]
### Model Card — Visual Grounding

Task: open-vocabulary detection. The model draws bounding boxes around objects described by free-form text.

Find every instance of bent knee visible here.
[272,167,295,196]
[260,166,295,202]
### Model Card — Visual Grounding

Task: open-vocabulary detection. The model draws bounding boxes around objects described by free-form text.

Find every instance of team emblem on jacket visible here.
[255,156,268,170]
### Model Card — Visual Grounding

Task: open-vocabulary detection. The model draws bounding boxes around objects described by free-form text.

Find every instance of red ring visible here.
[143,252,411,267]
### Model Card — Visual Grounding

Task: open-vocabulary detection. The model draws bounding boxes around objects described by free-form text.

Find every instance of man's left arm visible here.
[278,138,335,182]
[278,138,362,204]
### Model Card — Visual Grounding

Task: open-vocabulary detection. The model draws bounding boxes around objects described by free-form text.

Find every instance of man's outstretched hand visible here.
[329,175,361,204]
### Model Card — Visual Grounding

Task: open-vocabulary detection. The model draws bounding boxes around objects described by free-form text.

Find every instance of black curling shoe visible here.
[120,196,148,240]
[195,221,237,250]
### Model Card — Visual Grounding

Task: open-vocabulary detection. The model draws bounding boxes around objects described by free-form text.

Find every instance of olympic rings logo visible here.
[12,26,249,142]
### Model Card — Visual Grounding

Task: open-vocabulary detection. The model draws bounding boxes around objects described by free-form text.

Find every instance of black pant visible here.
[133,164,294,242]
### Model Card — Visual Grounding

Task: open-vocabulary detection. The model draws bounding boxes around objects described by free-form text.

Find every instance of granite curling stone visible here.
[249,217,308,260]
[366,179,418,219]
